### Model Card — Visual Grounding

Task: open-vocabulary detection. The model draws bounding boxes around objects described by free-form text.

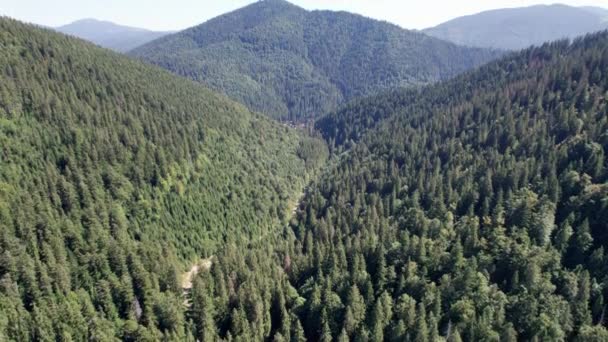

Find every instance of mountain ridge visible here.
[424,4,608,50]
[131,0,501,121]
[56,18,172,52]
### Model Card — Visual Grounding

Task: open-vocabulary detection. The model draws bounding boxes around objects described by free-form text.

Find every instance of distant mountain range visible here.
[130,0,500,121]
[581,6,608,20]
[424,4,608,50]
[55,18,171,52]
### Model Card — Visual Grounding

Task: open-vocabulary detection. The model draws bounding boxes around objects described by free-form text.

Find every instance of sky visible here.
[1,0,608,31]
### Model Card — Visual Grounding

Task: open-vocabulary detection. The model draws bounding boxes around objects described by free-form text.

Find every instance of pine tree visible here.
[447,328,462,342]
[574,270,592,326]
[414,304,429,342]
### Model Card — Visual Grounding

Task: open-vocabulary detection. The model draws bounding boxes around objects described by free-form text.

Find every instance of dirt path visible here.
[291,192,304,216]
[290,187,308,217]
[182,257,213,290]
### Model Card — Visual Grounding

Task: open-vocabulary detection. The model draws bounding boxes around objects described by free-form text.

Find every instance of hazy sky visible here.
[2,0,608,31]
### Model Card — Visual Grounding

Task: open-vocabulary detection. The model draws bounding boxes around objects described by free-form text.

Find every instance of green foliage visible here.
[168,31,608,342]
[0,17,325,340]
[3,11,608,342]
[293,32,608,340]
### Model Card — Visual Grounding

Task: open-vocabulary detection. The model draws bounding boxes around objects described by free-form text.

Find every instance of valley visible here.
[1,1,608,341]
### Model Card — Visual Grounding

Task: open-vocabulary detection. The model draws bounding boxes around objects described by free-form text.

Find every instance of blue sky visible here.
[2,0,608,31]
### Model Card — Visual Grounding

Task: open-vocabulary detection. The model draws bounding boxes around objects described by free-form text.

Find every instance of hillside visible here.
[424,4,608,50]
[4,4,608,341]
[292,33,608,340]
[56,19,171,52]
[172,32,608,341]
[0,18,326,340]
[85,29,608,342]
[130,0,500,121]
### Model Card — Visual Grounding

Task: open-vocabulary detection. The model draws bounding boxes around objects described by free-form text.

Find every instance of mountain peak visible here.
[241,0,304,13]
[70,18,108,24]
[55,18,170,52]
[59,18,152,32]
[256,0,295,5]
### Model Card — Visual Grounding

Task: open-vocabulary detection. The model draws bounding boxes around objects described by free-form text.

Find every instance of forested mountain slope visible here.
[130,0,500,121]
[287,32,608,340]
[127,31,608,342]
[424,4,608,50]
[0,18,326,340]
[56,19,171,52]
[4,8,608,342]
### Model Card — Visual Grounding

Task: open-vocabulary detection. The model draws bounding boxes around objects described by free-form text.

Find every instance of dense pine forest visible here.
[0,18,326,340]
[130,0,500,122]
[2,5,608,342]
[291,33,608,340]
